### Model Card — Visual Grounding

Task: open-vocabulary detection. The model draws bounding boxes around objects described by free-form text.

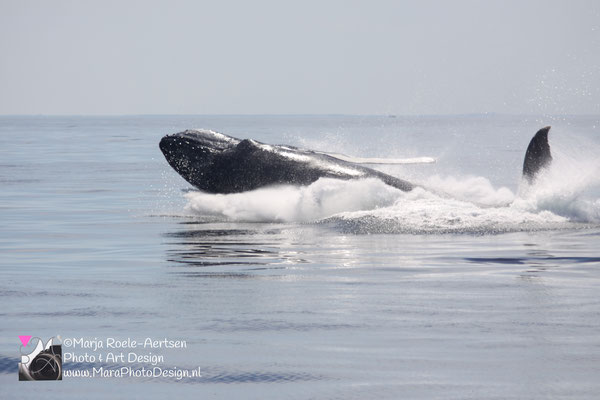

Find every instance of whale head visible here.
[159,129,240,188]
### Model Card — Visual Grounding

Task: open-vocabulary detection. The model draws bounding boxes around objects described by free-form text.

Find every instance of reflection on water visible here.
[464,256,600,265]
[163,222,311,270]
[152,220,600,398]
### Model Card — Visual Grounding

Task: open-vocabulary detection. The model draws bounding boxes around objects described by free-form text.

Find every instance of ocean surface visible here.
[1,115,599,399]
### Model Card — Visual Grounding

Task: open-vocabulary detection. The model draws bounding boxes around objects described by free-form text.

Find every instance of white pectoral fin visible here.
[322,152,436,165]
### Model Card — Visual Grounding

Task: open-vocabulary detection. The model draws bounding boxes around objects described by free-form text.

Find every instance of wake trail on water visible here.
[184,140,600,234]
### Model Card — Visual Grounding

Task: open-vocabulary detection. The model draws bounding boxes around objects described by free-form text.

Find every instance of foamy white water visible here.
[185,152,600,232]
[185,178,401,222]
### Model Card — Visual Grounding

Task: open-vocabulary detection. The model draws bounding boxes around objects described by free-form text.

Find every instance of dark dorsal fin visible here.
[522,126,552,183]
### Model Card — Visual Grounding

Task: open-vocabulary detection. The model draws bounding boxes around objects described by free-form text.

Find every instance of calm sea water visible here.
[1,115,600,399]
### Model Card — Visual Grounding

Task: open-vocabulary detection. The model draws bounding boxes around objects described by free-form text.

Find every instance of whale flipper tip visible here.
[523,126,552,183]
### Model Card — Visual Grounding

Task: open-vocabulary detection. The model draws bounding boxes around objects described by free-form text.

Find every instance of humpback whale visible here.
[159,127,552,194]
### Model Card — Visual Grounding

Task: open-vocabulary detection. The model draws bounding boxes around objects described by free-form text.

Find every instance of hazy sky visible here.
[1,0,599,115]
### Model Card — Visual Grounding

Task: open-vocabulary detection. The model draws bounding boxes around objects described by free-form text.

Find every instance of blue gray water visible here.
[1,115,599,399]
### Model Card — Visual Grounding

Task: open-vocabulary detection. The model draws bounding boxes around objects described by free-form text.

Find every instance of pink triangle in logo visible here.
[19,335,32,347]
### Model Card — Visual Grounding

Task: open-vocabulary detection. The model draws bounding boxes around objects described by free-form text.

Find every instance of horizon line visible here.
[1,112,599,118]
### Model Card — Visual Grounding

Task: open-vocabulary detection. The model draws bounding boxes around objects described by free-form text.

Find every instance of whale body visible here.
[159,127,552,194]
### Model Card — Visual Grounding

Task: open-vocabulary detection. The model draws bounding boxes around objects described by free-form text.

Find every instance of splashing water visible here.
[514,142,600,223]
[185,178,400,223]
[184,136,600,234]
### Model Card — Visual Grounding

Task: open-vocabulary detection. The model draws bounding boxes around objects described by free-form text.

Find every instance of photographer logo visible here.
[18,335,62,381]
